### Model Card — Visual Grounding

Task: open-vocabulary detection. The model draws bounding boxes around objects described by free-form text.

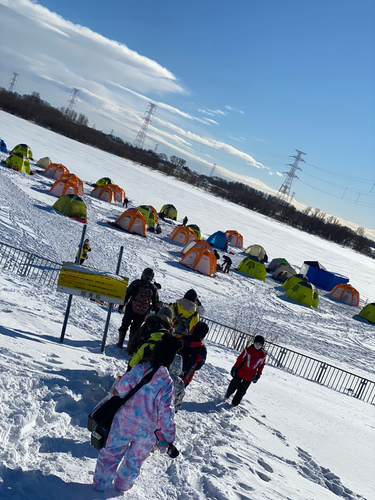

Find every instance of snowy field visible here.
[0,111,374,499]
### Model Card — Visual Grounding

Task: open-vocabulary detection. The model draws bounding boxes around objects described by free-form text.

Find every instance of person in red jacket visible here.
[225,335,267,406]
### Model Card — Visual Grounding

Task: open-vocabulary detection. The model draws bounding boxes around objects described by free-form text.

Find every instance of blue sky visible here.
[1,0,374,232]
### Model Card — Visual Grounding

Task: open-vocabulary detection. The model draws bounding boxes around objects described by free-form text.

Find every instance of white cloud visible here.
[197,107,227,117]
[1,0,184,95]
[225,105,245,114]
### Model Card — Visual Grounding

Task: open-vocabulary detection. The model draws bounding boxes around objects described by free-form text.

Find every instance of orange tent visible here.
[169,226,197,246]
[181,240,212,255]
[329,284,360,306]
[90,185,115,203]
[44,163,69,179]
[114,209,146,237]
[180,247,217,276]
[225,230,243,248]
[49,173,84,197]
[108,184,126,203]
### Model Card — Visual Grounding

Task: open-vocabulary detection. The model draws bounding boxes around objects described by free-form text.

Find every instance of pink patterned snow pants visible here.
[93,430,156,492]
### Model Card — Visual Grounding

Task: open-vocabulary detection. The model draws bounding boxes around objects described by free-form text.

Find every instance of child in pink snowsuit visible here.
[93,335,181,494]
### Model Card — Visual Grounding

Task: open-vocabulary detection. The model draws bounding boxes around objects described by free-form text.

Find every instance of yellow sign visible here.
[57,263,128,304]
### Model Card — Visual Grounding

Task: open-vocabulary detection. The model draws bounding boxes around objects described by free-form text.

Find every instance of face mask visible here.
[254,343,262,350]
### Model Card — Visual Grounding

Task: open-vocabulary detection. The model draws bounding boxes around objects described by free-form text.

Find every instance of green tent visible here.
[285,282,319,308]
[5,153,31,174]
[12,143,33,159]
[187,224,202,240]
[136,205,158,226]
[160,204,177,221]
[358,303,375,324]
[53,194,87,221]
[282,273,309,291]
[267,258,290,273]
[237,256,266,281]
[96,177,113,186]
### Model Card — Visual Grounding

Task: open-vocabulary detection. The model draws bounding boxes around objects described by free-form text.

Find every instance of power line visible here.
[298,179,375,208]
[305,161,374,182]
[302,171,375,195]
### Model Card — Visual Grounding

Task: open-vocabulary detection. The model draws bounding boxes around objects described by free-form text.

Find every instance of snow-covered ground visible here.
[0,111,374,499]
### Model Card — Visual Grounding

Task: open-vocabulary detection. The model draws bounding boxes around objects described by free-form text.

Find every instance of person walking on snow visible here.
[117,268,159,350]
[225,335,267,406]
[76,239,91,265]
[182,216,188,226]
[170,289,200,337]
[93,335,182,494]
[222,254,232,273]
[180,321,208,387]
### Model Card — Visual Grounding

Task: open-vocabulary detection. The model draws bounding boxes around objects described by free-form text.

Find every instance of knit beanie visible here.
[158,305,173,320]
[151,334,183,368]
[184,289,198,302]
[253,335,265,345]
[141,268,154,282]
[193,321,209,339]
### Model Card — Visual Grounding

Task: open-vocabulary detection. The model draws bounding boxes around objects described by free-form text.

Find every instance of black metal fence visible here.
[203,317,375,405]
[0,241,62,287]
[0,241,374,405]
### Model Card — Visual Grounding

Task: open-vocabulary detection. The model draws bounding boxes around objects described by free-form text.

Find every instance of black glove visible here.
[230,367,237,377]
[252,374,261,383]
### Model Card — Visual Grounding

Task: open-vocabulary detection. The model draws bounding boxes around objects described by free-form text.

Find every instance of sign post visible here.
[101,245,124,352]
[57,253,128,345]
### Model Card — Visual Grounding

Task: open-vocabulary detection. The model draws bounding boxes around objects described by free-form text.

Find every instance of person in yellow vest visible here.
[76,239,91,265]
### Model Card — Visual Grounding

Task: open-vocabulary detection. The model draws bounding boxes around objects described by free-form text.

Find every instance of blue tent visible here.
[206,231,228,250]
[0,139,8,153]
[300,261,349,291]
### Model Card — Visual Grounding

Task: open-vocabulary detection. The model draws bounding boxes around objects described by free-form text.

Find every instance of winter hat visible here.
[158,305,173,321]
[184,289,198,303]
[141,268,154,282]
[253,335,265,345]
[151,334,183,368]
[193,321,209,339]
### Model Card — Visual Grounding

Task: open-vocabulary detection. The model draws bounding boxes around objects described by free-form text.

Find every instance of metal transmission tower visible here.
[8,72,19,92]
[67,87,80,110]
[277,149,306,203]
[210,163,216,176]
[134,102,157,149]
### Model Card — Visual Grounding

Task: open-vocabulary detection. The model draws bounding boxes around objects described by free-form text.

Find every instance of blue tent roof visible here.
[0,139,8,153]
[206,231,228,250]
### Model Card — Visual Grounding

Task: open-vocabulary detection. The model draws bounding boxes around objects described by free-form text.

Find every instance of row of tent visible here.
[3,143,373,321]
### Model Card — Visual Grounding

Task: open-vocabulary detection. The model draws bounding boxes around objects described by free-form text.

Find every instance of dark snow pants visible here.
[118,305,146,350]
[226,375,252,406]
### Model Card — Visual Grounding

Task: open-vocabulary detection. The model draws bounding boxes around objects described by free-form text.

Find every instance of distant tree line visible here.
[0,87,373,258]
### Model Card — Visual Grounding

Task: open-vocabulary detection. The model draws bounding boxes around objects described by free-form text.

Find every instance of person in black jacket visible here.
[222,255,232,273]
[117,268,159,351]
[180,322,208,387]
[126,306,174,356]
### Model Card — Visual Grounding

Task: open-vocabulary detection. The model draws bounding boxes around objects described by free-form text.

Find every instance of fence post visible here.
[277,348,287,367]
[315,363,327,383]
[354,379,367,400]
[59,225,87,344]
[101,246,124,353]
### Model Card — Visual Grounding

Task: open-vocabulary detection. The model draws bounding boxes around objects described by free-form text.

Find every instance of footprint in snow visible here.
[256,471,271,482]
[258,459,273,473]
